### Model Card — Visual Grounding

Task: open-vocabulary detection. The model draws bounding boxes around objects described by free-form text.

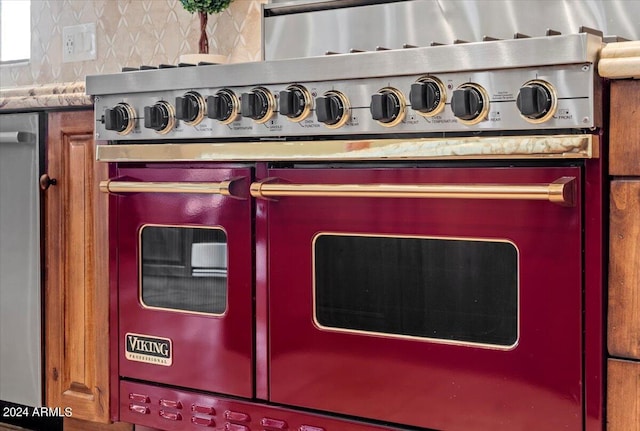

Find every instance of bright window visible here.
[0,0,30,63]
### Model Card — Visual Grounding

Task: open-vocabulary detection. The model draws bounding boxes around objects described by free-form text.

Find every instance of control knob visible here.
[207,89,239,124]
[410,77,446,116]
[279,85,312,122]
[315,91,350,128]
[103,103,136,135]
[516,80,557,123]
[143,101,175,134]
[175,91,205,126]
[241,87,275,123]
[450,84,489,125]
[370,87,406,127]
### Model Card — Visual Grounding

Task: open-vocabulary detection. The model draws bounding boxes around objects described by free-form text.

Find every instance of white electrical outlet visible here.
[62,23,96,63]
[64,33,74,56]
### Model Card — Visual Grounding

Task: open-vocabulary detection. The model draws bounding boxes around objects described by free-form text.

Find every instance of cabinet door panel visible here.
[610,80,640,176]
[45,110,111,423]
[607,359,640,431]
[609,180,640,359]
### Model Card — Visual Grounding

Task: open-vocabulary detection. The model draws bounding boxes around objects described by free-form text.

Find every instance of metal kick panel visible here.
[93,64,597,142]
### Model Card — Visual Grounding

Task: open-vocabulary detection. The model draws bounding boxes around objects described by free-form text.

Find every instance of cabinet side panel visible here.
[610,80,640,176]
[45,110,111,423]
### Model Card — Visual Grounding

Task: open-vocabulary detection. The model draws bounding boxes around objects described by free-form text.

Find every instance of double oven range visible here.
[87,31,605,431]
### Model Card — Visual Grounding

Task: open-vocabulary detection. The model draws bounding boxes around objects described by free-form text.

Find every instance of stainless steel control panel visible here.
[87,33,602,142]
[92,64,597,141]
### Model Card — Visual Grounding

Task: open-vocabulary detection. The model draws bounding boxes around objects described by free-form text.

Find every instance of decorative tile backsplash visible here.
[1,0,266,88]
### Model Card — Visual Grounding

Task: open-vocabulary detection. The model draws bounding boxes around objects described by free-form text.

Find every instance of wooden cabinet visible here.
[608,79,640,431]
[610,80,640,176]
[44,110,130,430]
[609,180,640,359]
[607,359,640,431]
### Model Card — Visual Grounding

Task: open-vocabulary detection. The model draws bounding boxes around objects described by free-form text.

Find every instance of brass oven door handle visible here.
[99,177,247,199]
[250,176,576,206]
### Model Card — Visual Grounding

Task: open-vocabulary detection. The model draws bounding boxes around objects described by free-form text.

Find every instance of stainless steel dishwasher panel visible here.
[0,112,43,407]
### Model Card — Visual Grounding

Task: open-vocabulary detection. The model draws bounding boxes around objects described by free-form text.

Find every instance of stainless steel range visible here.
[90,31,602,142]
[87,28,606,431]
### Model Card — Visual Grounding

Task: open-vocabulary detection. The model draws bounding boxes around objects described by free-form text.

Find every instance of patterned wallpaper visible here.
[0,0,266,88]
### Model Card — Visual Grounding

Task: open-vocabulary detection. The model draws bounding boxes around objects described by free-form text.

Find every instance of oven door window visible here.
[140,225,227,314]
[314,234,518,347]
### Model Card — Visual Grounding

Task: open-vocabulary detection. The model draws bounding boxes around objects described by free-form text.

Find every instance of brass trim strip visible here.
[96,135,596,162]
[99,178,246,198]
[250,176,576,206]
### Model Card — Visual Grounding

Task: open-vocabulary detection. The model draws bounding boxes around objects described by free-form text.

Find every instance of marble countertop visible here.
[599,41,640,79]
[0,81,92,111]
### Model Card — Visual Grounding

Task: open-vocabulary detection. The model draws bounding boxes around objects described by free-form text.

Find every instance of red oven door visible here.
[262,166,583,430]
[115,165,253,398]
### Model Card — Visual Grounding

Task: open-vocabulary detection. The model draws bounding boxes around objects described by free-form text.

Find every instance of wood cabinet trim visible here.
[608,180,640,359]
[607,359,640,431]
[610,80,640,176]
[44,110,112,423]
